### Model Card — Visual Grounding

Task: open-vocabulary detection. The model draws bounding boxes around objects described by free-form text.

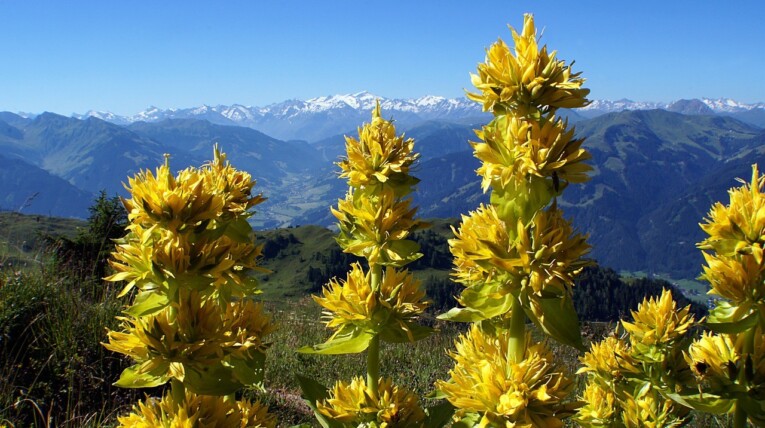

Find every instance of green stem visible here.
[367,263,383,399]
[171,378,185,410]
[507,295,526,363]
[733,402,747,428]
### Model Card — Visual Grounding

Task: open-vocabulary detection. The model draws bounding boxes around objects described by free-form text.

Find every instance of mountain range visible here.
[3,93,765,280]
[64,92,765,141]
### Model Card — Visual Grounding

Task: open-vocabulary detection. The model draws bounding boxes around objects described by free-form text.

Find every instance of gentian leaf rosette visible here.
[316,376,426,427]
[117,389,276,428]
[435,325,576,427]
[300,263,431,354]
[466,14,589,118]
[442,203,589,349]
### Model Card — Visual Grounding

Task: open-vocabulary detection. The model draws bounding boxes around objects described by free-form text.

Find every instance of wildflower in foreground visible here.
[436,325,575,427]
[338,102,419,194]
[466,14,589,116]
[620,387,689,428]
[699,164,765,262]
[621,289,694,361]
[577,336,639,382]
[118,390,275,428]
[317,377,425,427]
[574,382,618,427]
[313,262,429,343]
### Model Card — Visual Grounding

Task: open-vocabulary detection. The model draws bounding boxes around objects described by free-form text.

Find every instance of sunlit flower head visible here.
[104,292,273,387]
[473,115,590,193]
[621,289,694,354]
[117,389,276,428]
[574,382,618,427]
[122,155,223,232]
[317,376,425,427]
[701,251,765,307]
[337,102,419,196]
[450,204,589,302]
[314,263,429,342]
[620,387,689,428]
[332,188,425,266]
[699,164,765,262]
[107,223,265,298]
[578,336,639,382]
[199,144,266,218]
[685,332,740,391]
[466,14,589,116]
[436,325,575,427]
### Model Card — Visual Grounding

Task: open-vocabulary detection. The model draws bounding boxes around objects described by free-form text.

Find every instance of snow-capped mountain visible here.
[70,92,765,142]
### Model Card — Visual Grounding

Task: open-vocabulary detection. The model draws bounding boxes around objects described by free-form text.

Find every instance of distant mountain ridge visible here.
[2,97,765,281]
[63,92,765,141]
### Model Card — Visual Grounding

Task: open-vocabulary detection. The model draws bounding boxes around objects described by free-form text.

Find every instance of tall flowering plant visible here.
[681,166,765,427]
[103,147,276,427]
[298,103,434,427]
[576,166,765,427]
[434,14,592,427]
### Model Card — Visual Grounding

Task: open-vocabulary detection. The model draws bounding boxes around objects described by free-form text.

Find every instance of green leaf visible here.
[225,217,254,243]
[229,351,266,388]
[114,364,169,388]
[298,326,375,355]
[437,306,487,322]
[706,306,758,334]
[451,411,481,428]
[438,284,514,322]
[125,291,168,317]
[295,375,344,428]
[665,391,733,414]
[424,400,455,428]
[379,321,433,343]
[525,294,584,351]
[184,363,242,395]
[382,239,422,266]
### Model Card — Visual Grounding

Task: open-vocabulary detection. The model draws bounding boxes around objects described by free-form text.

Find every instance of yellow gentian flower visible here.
[436,325,574,427]
[337,101,419,195]
[317,376,425,427]
[466,14,589,116]
[578,336,639,382]
[473,115,590,194]
[117,389,276,428]
[699,164,765,262]
[314,263,428,342]
[574,382,619,427]
[620,386,689,428]
[621,289,694,359]
[450,204,589,302]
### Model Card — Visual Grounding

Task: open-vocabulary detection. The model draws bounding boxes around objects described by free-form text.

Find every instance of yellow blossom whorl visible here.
[466,14,589,117]
[317,377,425,427]
[436,325,575,427]
[117,390,276,428]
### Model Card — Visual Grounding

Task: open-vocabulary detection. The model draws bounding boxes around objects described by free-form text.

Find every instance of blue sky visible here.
[2,1,764,116]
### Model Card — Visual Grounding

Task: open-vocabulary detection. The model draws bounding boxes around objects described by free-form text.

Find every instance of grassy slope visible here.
[0,212,84,270]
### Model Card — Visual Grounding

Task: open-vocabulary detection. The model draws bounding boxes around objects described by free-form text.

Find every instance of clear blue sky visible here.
[2,1,764,116]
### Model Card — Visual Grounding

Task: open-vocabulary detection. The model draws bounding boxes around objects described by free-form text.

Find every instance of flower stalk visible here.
[299,103,432,426]
[436,13,592,426]
[104,147,276,427]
